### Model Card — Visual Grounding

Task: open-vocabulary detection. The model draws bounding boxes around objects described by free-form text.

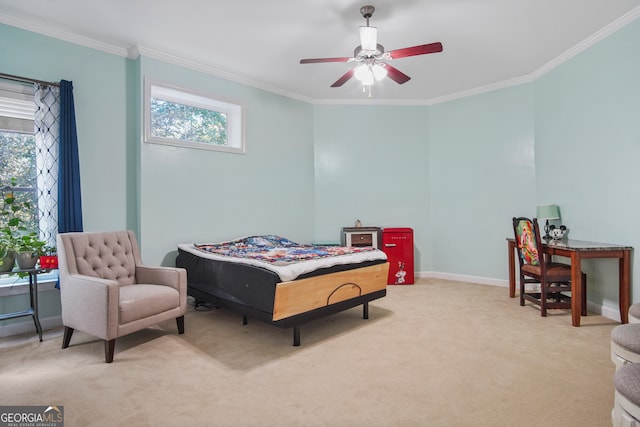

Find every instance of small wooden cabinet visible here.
[341,227,382,249]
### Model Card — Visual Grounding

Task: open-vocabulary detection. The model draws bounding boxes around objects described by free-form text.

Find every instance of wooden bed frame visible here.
[183,258,389,346]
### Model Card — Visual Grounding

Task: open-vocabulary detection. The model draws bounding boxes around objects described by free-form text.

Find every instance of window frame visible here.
[143,79,245,154]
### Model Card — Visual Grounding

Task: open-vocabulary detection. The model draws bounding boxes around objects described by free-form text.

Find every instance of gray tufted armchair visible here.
[57,230,187,363]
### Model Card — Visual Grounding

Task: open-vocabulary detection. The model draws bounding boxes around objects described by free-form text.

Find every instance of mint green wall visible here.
[428,84,536,278]
[0,24,131,232]
[136,57,316,265]
[0,288,61,326]
[534,19,640,310]
[313,105,430,271]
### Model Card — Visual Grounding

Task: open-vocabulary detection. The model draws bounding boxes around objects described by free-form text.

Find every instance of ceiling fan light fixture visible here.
[359,26,378,52]
[372,63,387,81]
[354,64,374,85]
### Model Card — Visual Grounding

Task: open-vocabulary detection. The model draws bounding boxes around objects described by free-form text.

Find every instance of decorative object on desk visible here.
[536,204,560,240]
[355,219,362,228]
[39,245,58,269]
[549,224,567,240]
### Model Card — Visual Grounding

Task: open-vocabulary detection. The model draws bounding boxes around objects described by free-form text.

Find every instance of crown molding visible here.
[531,5,640,80]
[0,13,128,57]
[130,45,313,104]
[2,6,639,106]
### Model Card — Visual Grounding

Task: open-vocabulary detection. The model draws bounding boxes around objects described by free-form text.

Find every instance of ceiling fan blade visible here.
[300,57,352,64]
[330,69,355,87]
[382,64,411,84]
[388,42,443,59]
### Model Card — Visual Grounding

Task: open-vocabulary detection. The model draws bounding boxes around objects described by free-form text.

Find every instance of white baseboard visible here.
[0,315,62,338]
[417,271,509,288]
[417,270,621,322]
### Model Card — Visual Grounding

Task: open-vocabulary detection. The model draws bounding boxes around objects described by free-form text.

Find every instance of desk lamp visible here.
[536,204,560,241]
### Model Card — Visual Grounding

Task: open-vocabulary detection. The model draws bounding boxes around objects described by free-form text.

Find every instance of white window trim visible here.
[143,79,245,154]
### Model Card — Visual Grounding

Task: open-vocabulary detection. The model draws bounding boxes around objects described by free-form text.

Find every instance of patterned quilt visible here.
[194,235,378,265]
[178,235,387,281]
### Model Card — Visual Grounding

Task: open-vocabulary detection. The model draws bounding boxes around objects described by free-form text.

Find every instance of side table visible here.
[0,267,51,341]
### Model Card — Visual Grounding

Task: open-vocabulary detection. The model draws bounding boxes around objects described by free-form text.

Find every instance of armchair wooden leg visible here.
[176,316,185,334]
[62,326,74,349]
[105,339,115,363]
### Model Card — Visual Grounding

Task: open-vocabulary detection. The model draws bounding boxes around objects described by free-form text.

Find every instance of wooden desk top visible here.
[507,237,632,252]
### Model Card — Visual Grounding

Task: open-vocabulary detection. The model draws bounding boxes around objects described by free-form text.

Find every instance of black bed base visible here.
[188,287,386,346]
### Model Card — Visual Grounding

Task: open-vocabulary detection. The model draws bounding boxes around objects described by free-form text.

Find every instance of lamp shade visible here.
[536,204,560,220]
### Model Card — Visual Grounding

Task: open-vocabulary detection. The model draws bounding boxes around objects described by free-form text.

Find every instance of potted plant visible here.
[0,180,23,273]
[14,232,47,269]
[0,228,15,273]
[1,177,46,271]
[39,245,58,269]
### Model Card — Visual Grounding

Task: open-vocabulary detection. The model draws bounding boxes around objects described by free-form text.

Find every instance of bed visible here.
[176,235,389,345]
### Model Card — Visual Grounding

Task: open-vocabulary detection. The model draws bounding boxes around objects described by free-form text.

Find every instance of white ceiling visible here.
[1,0,640,103]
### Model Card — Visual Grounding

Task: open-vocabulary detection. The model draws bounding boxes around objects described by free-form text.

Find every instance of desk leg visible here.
[508,240,516,298]
[571,254,582,327]
[620,250,631,324]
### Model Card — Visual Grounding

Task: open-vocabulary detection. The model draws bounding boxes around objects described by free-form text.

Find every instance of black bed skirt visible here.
[176,248,386,317]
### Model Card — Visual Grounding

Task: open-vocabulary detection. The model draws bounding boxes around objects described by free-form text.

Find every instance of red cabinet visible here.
[382,228,414,285]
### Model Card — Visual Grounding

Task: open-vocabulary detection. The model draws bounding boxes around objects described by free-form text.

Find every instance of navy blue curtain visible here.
[58,80,83,233]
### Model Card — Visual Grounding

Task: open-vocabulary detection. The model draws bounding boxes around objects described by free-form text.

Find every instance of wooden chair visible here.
[511,217,586,317]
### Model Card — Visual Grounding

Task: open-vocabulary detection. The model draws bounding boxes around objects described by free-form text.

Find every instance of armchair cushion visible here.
[119,284,180,324]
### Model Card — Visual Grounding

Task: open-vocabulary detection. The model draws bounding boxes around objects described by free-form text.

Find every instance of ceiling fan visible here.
[300,5,443,90]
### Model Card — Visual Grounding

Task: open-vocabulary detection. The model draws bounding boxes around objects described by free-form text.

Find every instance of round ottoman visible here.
[629,303,640,324]
[613,362,640,426]
[611,324,640,369]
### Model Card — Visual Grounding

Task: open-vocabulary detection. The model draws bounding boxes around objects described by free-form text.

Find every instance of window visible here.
[0,79,59,285]
[0,81,38,233]
[144,80,245,154]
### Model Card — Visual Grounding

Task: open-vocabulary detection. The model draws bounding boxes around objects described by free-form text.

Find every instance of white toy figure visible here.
[549,224,567,240]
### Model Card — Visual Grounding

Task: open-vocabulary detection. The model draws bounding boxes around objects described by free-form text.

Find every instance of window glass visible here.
[0,82,38,234]
[144,80,244,154]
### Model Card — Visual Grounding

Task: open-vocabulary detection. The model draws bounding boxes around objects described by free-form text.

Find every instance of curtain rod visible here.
[0,72,60,87]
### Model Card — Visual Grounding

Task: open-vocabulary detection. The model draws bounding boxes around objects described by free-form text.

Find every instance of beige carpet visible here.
[0,279,618,427]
